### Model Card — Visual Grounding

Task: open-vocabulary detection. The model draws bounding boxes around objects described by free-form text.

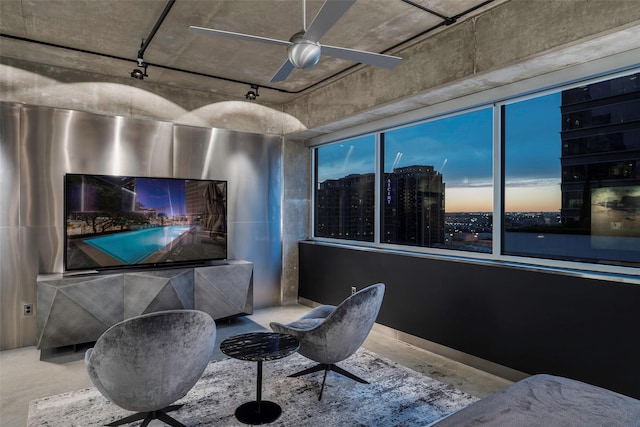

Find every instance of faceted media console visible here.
[36,261,253,349]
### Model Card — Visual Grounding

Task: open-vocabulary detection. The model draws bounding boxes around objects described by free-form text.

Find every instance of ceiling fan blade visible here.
[321,45,402,69]
[189,26,291,47]
[304,0,356,42]
[270,59,296,82]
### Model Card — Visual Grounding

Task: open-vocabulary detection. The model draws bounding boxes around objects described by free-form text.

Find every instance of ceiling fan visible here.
[189,0,401,82]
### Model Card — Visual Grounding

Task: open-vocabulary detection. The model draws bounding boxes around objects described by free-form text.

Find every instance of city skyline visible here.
[317,92,563,213]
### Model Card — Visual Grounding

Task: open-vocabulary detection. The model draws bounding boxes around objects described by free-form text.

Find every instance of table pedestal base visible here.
[235,400,282,425]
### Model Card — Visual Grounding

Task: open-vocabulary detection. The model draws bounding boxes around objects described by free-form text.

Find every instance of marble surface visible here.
[220,332,299,362]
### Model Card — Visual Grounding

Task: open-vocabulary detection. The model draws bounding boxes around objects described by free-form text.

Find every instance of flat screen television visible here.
[64,174,227,272]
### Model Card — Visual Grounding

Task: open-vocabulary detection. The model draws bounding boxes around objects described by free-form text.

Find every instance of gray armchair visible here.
[270,283,385,400]
[85,309,216,427]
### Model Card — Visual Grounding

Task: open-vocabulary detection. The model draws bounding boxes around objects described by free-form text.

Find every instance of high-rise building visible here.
[315,165,445,246]
[315,173,376,241]
[383,165,445,246]
[560,73,640,234]
[185,180,207,224]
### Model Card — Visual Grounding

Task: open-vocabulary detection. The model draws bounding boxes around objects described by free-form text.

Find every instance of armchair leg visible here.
[288,363,326,378]
[289,363,369,400]
[105,404,184,427]
[330,364,369,384]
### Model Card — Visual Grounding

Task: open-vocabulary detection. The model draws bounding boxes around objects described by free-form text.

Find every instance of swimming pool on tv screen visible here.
[84,226,192,264]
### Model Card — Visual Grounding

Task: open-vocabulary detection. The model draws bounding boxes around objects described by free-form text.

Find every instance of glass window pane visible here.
[382,108,493,252]
[503,73,640,268]
[314,135,376,242]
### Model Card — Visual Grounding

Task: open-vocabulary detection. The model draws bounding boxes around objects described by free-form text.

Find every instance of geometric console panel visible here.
[37,274,124,350]
[36,261,253,349]
[123,269,194,319]
[195,262,253,320]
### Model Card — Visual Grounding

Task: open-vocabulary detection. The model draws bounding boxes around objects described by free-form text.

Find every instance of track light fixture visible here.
[245,84,259,100]
[130,57,149,80]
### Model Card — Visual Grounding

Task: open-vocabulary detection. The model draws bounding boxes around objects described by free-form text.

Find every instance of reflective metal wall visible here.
[0,102,283,350]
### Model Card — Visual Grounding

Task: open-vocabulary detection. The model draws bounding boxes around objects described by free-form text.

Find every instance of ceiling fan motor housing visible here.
[288,33,321,69]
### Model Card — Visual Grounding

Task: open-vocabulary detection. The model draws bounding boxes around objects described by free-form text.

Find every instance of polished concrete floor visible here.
[0,305,512,426]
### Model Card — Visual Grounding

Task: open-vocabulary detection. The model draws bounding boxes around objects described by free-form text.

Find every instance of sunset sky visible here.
[317,92,562,213]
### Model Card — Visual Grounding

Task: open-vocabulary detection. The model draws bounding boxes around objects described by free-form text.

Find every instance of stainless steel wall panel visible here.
[0,227,19,349]
[37,225,63,274]
[173,125,283,308]
[56,111,174,177]
[1,102,30,350]
[172,126,237,180]
[19,106,60,227]
[20,106,174,227]
[0,102,20,227]
[0,226,38,349]
[173,125,282,220]
[1,103,285,348]
[230,221,282,308]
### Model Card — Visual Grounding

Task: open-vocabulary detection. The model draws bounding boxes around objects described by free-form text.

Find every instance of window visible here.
[503,73,640,267]
[315,135,376,242]
[312,70,640,271]
[382,109,493,252]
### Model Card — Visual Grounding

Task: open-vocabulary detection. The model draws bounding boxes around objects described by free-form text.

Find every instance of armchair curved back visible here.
[299,283,385,364]
[86,309,215,413]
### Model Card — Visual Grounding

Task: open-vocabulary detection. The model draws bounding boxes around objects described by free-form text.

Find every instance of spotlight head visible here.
[130,68,145,80]
[130,62,148,80]
[245,84,259,100]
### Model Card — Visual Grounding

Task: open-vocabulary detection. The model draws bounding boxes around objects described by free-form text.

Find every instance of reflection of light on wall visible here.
[177,101,306,135]
[1,64,305,137]
[202,129,218,179]
[61,110,74,172]
[112,116,123,175]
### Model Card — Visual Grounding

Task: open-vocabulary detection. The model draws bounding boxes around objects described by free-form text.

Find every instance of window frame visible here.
[310,62,640,281]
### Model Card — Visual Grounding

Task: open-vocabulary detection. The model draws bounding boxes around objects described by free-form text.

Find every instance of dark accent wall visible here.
[299,241,640,399]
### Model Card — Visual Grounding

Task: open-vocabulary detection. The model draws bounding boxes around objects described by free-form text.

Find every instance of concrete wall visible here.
[285,0,640,140]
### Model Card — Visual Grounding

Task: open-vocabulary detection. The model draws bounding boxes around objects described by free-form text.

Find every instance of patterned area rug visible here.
[27,349,478,426]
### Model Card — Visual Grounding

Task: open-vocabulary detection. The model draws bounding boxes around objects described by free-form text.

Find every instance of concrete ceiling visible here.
[0,0,503,104]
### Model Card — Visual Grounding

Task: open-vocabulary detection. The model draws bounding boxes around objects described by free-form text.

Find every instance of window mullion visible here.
[493,103,503,258]
[374,133,382,244]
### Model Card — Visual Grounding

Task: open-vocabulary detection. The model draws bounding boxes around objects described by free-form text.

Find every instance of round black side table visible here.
[220,331,300,425]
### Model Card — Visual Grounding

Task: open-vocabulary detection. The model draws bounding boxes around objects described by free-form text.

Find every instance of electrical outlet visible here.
[24,303,34,316]
[351,286,357,295]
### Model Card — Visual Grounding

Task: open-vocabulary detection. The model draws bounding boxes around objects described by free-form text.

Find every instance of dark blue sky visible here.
[504,92,562,186]
[384,107,493,188]
[135,178,186,216]
[317,92,562,211]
